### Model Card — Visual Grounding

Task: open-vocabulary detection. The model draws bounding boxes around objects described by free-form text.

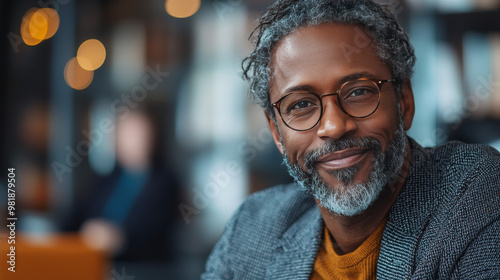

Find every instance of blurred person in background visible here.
[202,0,500,279]
[64,107,180,268]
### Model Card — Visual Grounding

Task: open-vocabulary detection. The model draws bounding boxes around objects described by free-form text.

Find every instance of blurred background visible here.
[1,0,500,279]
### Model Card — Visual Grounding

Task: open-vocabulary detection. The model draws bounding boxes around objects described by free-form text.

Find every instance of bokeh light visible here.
[165,0,201,18]
[35,8,60,39]
[21,8,60,46]
[64,57,94,90]
[77,39,106,71]
[29,9,48,40]
[21,8,43,46]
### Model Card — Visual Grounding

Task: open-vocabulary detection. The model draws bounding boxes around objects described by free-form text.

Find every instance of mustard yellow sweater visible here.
[310,218,387,280]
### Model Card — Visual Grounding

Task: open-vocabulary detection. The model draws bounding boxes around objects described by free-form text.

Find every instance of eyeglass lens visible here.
[278,80,381,131]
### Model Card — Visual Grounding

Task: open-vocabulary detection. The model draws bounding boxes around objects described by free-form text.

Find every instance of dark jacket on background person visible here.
[65,165,180,262]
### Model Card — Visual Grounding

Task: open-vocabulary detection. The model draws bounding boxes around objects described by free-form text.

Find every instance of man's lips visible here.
[315,148,369,170]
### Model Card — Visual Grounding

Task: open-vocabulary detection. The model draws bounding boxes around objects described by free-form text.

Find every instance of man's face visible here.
[267,23,414,216]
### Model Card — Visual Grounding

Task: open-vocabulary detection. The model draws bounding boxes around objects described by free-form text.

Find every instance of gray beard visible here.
[281,113,408,217]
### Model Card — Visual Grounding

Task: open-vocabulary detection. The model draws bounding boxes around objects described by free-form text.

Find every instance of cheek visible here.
[279,128,314,163]
[359,101,400,149]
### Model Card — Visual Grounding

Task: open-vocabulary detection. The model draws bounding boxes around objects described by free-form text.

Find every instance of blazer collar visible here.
[266,201,323,279]
[377,138,445,278]
[386,138,439,236]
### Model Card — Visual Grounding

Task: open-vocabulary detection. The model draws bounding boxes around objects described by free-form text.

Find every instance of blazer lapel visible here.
[266,205,323,280]
[377,139,444,279]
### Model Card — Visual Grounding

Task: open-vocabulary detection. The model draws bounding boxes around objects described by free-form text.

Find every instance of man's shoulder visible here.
[201,183,319,279]
[433,140,500,208]
[432,141,499,192]
[426,140,499,168]
[222,183,319,249]
[409,139,499,191]
[391,139,499,238]
[401,140,500,278]
[411,139,500,203]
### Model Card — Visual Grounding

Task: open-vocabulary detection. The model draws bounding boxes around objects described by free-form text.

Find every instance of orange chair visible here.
[0,233,108,280]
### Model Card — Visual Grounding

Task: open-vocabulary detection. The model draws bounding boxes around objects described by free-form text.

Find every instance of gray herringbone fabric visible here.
[201,139,500,279]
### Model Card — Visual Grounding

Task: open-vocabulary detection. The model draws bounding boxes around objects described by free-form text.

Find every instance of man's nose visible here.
[316,97,357,140]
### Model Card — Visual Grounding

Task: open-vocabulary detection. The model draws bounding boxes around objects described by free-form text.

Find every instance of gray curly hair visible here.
[242,0,416,118]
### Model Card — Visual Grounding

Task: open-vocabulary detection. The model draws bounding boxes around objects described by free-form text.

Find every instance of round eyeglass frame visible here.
[271,78,394,131]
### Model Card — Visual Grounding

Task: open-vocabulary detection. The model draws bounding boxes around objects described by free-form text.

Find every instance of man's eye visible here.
[282,93,319,114]
[291,100,313,109]
[350,88,369,97]
[344,87,377,100]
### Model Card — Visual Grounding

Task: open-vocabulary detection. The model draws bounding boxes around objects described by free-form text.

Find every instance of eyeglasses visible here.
[271,78,394,131]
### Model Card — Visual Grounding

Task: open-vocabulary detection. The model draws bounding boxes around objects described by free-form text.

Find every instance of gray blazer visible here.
[201,139,500,279]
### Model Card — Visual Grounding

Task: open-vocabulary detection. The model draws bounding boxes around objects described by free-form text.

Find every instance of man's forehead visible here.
[270,23,383,93]
[272,23,374,65]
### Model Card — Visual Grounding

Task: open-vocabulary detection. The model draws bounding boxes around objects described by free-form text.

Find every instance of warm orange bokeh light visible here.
[21,8,43,46]
[64,57,94,90]
[34,8,60,39]
[77,39,106,71]
[21,7,60,46]
[165,0,201,18]
[29,9,48,40]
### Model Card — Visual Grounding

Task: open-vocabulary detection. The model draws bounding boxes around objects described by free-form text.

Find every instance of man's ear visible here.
[399,79,415,131]
[265,112,284,155]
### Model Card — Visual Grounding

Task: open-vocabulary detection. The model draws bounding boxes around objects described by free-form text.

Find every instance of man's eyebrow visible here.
[282,72,377,95]
[338,72,377,85]
[283,85,316,94]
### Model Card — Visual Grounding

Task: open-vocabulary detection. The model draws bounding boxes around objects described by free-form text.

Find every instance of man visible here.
[202,0,500,279]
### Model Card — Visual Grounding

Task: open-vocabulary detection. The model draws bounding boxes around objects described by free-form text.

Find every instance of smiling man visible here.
[201,1,500,279]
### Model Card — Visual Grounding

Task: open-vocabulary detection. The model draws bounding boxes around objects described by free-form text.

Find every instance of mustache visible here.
[303,137,382,172]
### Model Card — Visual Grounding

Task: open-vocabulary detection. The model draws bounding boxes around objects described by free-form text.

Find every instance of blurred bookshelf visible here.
[436,8,500,146]
[406,0,500,149]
